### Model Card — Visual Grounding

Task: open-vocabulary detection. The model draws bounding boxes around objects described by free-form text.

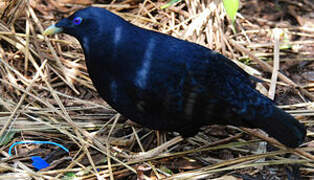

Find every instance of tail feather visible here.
[255,106,306,148]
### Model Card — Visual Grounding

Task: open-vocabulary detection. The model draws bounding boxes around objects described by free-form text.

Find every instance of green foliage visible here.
[223,0,239,23]
[160,165,174,175]
[62,172,76,180]
[0,131,16,146]
[239,57,252,65]
[161,0,181,9]
[280,32,292,50]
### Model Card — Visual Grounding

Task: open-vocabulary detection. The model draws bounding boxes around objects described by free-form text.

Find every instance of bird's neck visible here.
[82,26,147,77]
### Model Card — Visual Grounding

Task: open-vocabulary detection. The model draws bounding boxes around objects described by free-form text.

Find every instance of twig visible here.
[268,28,281,100]
[229,38,314,101]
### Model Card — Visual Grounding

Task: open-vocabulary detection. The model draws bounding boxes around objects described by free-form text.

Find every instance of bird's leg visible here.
[179,128,200,138]
[156,130,168,146]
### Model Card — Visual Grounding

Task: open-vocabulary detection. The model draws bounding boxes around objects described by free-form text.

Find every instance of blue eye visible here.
[72,17,83,25]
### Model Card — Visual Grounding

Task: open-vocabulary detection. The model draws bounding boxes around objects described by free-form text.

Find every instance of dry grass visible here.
[0,0,313,179]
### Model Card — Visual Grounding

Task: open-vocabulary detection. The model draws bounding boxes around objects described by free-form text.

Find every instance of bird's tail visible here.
[253,106,306,148]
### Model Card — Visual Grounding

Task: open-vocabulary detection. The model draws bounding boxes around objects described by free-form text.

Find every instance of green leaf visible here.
[160,165,173,175]
[223,0,239,23]
[280,31,292,50]
[62,172,76,180]
[0,131,16,146]
[161,0,181,9]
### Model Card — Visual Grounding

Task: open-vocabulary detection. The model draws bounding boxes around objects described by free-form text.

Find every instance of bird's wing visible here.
[185,53,274,120]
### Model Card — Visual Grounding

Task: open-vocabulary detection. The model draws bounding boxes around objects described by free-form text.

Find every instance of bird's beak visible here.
[43,24,63,36]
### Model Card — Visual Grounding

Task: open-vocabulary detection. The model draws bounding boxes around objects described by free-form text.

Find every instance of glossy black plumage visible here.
[45,7,306,148]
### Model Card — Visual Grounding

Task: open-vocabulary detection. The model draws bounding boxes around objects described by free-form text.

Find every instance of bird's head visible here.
[43,7,127,57]
[43,7,122,42]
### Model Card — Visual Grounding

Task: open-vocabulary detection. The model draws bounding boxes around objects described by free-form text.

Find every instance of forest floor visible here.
[0,0,313,179]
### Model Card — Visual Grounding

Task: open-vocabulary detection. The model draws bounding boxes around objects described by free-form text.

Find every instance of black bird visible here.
[44,7,306,148]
